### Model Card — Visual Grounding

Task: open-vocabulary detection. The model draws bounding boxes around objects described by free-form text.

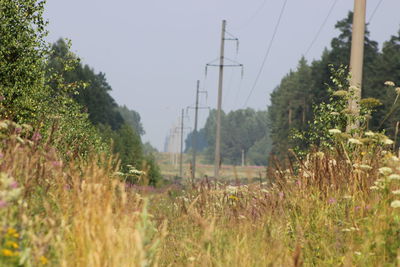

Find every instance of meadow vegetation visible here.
[1,0,400,266]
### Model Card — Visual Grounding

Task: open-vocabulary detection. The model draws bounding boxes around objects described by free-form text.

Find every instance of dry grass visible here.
[1,121,400,266]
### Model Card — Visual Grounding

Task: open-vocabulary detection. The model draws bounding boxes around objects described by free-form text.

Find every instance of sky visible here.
[44,0,400,151]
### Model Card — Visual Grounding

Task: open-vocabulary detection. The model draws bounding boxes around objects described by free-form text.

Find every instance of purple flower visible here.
[328,198,337,204]
[52,161,62,167]
[9,181,18,189]
[32,132,42,142]
[0,200,7,208]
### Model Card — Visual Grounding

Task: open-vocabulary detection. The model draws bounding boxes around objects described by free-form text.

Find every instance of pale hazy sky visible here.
[44,0,400,150]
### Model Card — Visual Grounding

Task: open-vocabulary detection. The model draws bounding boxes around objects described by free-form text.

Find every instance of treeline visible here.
[187,12,400,165]
[269,12,400,158]
[185,109,271,166]
[0,0,161,185]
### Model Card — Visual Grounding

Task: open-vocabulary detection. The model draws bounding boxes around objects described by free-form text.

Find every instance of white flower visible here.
[388,174,400,180]
[391,190,400,195]
[379,167,393,176]
[390,200,400,208]
[383,138,394,145]
[365,131,375,137]
[385,81,395,87]
[359,164,372,171]
[348,138,363,145]
[328,129,341,134]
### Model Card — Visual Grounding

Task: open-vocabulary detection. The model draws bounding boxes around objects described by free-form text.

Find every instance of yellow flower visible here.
[6,241,19,249]
[1,249,13,257]
[7,228,17,235]
[228,195,239,201]
[39,256,49,265]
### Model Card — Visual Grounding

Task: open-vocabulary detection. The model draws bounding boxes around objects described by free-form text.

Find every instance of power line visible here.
[304,0,339,57]
[368,0,384,23]
[242,0,289,108]
[236,0,270,30]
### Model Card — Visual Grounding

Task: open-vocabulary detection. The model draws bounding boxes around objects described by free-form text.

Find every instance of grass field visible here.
[156,152,267,182]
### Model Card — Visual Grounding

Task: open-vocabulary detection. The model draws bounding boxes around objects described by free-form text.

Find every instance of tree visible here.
[117,105,145,135]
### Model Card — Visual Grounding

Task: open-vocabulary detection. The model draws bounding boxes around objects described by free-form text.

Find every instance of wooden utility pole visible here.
[192,81,200,181]
[179,109,184,177]
[214,20,226,179]
[348,0,366,131]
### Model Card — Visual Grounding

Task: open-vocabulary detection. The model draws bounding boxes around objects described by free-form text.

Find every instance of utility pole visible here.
[241,149,245,167]
[187,81,210,182]
[179,109,184,177]
[205,20,242,178]
[347,0,366,131]
[192,81,200,181]
[214,20,226,179]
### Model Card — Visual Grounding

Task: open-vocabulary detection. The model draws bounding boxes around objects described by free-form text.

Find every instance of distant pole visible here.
[179,109,184,177]
[214,20,226,179]
[192,80,200,181]
[347,0,366,131]
[241,149,245,167]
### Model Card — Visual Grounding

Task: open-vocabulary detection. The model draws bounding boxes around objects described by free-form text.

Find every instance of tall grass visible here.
[1,118,400,266]
[0,121,165,266]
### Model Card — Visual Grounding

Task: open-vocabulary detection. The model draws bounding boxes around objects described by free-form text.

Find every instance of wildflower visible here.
[51,161,62,167]
[328,129,341,134]
[348,138,363,145]
[9,181,18,189]
[383,138,394,145]
[390,200,400,208]
[0,199,7,208]
[359,164,372,171]
[365,131,375,137]
[379,167,393,176]
[6,241,19,249]
[391,190,400,195]
[7,228,17,235]
[229,195,239,201]
[333,90,348,97]
[328,198,337,204]
[39,256,49,265]
[388,174,400,180]
[369,186,380,190]
[32,132,42,142]
[1,249,13,257]
[384,81,395,87]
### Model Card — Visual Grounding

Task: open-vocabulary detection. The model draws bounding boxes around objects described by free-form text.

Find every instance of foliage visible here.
[196,109,270,165]
[117,105,145,135]
[268,12,399,159]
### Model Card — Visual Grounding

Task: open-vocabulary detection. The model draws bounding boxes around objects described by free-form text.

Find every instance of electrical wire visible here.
[304,0,339,57]
[368,0,384,23]
[236,0,270,30]
[242,0,289,108]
